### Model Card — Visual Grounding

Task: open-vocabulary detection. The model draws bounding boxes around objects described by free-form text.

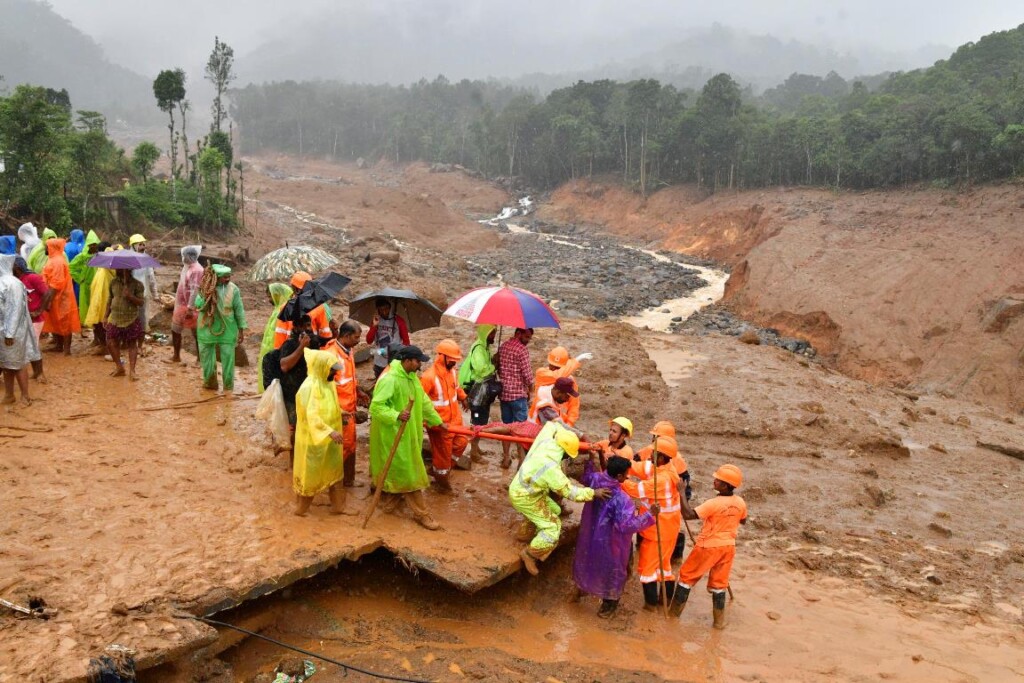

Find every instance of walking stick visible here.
[362,398,415,529]
[651,435,670,617]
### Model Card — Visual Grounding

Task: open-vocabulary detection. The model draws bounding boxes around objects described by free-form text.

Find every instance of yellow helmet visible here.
[128,233,146,246]
[554,427,580,458]
[609,416,633,436]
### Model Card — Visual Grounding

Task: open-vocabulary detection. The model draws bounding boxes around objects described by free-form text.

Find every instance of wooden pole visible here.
[362,398,415,529]
[651,435,669,616]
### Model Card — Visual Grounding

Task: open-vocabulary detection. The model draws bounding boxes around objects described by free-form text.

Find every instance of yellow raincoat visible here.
[293,349,344,497]
[85,265,114,325]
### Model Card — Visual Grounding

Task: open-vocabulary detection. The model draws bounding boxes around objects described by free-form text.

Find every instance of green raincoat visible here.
[257,283,293,393]
[508,422,595,552]
[195,280,248,391]
[293,349,345,497]
[369,359,443,493]
[27,228,57,273]
[69,230,100,325]
[458,324,496,388]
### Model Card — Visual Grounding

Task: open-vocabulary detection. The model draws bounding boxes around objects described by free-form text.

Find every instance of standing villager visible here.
[194,264,248,393]
[622,436,682,609]
[129,234,158,350]
[68,230,101,327]
[459,324,498,425]
[368,345,445,530]
[509,421,609,575]
[169,245,204,363]
[0,236,16,255]
[84,242,116,351]
[12,258,51,382]
[669,464,748,629]
[27,228,56,273]
[421,339,469,493]
[573,454,655,617]
[527,346,591,426]
[496,327,534,423]
[0,255,41,405]
[366,297,409,378]
[325,319,369,486]
[40,238,80,355]
[293,348,351,516]
[257,283,293,392]
[17,223,39,263]
[275,315,323,448]
[104,269,145,379]
[64,229,85,301]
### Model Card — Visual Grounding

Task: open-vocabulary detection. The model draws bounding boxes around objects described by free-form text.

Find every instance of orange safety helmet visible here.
[652,435,678,459]
[290,271,312,290]
[547,346,570,368]
[435,339,462,360]
[650,420,676,439]
[714,464,743,489]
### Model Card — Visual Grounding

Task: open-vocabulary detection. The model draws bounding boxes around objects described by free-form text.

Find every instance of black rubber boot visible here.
[671,532,685,562]
[597,599,618,618]
[668,583,691,617]
[712,590,727,629]
[642,582,660,607]
[663,581,676,602]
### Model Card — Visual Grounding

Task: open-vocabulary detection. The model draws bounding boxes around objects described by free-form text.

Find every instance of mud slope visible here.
[540,179,1024,412]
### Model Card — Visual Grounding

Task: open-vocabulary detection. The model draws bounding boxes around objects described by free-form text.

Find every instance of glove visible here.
[575,352,593,362]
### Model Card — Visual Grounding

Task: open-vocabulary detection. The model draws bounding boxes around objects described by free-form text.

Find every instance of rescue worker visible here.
[273,271,332,349]
[592,417,635,461]
[622,435,682,609]
[420,339,469,493]
[459,324,497,426]
[325,320,370,487]
[635,420,691,560]
[508,421,610,575]
[369,345,445,530]
[527,346,592,426]
[669,464,748,629]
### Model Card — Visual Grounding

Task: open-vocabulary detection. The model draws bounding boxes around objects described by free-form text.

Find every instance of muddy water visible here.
[217,550,1023,683]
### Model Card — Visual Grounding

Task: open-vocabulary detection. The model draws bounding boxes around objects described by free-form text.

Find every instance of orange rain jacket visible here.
[41,239,81,336]
[528,358,580,425]
[273,303,332,349]
[622,459,682,583]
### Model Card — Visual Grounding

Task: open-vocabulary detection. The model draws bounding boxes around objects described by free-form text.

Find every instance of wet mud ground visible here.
[2,157,1023,681]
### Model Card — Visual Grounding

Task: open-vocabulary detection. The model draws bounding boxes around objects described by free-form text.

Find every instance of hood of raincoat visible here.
[69,229,85,246]
[18,223,38,244]
[475,324,496,344]
[304,348,337,381]
[0,254,13,277]
[46,238,67,257]
[181,245,202,264]
[268,282,292,308]
[0,236,15,255]
[85,230,101,248]
[41,228,57,242]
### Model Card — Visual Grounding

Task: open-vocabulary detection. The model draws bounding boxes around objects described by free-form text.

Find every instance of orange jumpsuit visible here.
[593,439,634,461]
[622,460,681,584]
[420,358,468,473]
[528,360,580,425]
[676,495,748,590]
[325,339,359,484]
[273,304,331,349]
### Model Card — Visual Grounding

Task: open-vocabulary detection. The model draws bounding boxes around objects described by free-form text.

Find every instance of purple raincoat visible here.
[572,462,655,600]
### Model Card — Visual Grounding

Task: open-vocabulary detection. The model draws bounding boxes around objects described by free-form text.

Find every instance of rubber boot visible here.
[668,583,691,617]
[597,599,619,618]
[642,582,660,609]
[712,590,727,629]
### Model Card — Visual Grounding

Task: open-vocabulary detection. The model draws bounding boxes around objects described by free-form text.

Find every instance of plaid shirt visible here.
[497,338,532,401]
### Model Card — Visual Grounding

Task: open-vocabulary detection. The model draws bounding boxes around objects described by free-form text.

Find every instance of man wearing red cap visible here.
[273,271,333,349]
[526,345,592,426]
[421,339,469,493]
[669,463,748,629]
[530,376,582,432]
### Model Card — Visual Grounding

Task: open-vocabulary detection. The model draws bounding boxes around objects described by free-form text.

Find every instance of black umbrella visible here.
[348,287,443,333]
[281,272,351,322]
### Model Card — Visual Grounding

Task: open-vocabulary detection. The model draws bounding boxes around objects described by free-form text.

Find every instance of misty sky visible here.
[45,0,1024,79]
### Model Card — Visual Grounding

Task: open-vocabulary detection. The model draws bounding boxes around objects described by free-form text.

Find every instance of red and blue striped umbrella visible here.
[444,285,560,329]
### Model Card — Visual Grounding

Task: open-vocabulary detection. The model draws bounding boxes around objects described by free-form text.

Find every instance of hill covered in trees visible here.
[231,23,1024,193]
[0,0,154,122]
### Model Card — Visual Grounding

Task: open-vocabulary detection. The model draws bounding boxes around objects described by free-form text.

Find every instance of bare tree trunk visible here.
[297,120,303,157]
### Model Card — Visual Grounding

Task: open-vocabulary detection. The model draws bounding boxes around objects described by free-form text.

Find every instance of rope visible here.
[190,616,432,683]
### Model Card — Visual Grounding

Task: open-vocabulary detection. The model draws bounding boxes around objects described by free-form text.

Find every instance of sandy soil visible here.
[540,178,1024,413]
[3,156,1023,682]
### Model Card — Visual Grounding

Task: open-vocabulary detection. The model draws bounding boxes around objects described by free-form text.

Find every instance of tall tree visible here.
[206,36,236,133]
[132,142,160,183]
[153,69,186,181]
